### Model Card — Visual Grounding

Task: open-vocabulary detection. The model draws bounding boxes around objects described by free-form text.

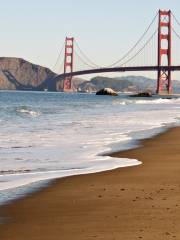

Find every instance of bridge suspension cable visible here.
[172,12,180,27]
[52,42,65,72]
[74,49,99,69]
[172,27,180,66]
[106,11,158,68]
[74,40,101,68]
[171,13,180,65]
[171,13,180,39]
[118,29,157,67]
[172,27,180,40]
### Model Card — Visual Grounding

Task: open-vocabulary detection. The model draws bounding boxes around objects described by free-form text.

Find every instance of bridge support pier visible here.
[63,37,74,92]
[157,10,172,94]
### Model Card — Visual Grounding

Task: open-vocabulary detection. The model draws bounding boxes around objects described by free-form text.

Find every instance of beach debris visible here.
[96,88,118,96]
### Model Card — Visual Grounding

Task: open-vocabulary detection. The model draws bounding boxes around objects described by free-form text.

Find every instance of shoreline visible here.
[0,124,170,206]
[1,127,180,239]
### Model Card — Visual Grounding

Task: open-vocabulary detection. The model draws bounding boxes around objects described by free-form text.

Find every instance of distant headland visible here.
[1,57,180,93]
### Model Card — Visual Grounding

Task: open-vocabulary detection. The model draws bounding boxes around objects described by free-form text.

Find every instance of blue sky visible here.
[0,0,180,79]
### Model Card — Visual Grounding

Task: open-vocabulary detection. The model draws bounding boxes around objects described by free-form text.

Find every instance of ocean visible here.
[1,91,180,205]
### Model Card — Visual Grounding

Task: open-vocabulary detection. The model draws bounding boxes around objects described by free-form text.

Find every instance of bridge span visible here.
[53,65,180,82]
[53,10,180,94]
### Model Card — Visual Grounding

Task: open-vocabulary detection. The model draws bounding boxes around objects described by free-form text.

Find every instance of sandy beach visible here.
[1,127,180,239]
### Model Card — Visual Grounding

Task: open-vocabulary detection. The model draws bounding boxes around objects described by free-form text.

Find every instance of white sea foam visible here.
[1,92,180,204]
[16,107,40,117]
[135,98,175,104]
[113,97,180,106]
[0,157,140,191]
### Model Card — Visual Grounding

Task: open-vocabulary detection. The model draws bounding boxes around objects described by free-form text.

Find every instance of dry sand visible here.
[1,127,180,239]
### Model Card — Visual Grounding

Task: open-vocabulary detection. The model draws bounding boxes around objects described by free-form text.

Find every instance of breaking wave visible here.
[16,107,40,117]
[113,97,180,106]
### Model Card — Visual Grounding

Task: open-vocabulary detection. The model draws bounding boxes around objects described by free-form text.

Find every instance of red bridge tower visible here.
[63,37,74,91]
[157,10,172,94]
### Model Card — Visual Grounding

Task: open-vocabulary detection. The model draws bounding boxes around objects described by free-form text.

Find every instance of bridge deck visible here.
[54,66,180,81]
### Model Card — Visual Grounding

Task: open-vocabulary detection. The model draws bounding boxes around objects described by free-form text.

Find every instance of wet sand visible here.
[1,127,180,239]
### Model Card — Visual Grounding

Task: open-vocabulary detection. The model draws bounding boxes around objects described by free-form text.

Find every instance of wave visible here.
[0,157,141,192]
[16,107,40,117]
[135,98,174,104]
[0,169,31,175]
[113,98,180,106]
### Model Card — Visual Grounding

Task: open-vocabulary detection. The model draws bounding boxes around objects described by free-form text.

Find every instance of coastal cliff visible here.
[0,57,57,91]
[1,57,180,93]
[0,57,87,92]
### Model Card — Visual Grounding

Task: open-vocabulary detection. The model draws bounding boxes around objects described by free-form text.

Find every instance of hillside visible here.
[0,57,87,91]
[78,76,180,94]
[0,57,180,93]
[78,76,156,93]
[0,57,58,91]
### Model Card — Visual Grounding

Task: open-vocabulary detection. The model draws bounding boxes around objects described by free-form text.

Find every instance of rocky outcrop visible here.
[130,92,152,97]
[0,57,57,91]
[96,88,118,96]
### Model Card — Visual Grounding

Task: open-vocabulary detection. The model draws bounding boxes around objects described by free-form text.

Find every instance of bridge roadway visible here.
[53,65,180,81]
[34,65,180,91]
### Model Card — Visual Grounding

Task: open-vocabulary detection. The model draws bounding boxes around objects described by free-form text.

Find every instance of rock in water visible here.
[130,92,152,97]
[96,88,118,96]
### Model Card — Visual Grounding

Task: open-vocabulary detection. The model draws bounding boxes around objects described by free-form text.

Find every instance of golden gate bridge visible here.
[52,10,180,94]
